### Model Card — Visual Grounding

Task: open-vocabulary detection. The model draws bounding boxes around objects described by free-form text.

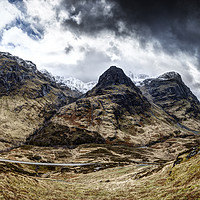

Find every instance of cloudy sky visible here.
[1,0,200,98]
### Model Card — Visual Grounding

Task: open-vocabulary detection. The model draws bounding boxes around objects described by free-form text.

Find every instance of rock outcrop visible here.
[0,52,79,150]
[141,71,200,131]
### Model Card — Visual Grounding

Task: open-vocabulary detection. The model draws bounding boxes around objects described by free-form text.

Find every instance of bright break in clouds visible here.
[1,0,200,98]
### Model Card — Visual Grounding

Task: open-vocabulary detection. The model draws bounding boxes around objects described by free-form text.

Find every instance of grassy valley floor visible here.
[0,151,200,200]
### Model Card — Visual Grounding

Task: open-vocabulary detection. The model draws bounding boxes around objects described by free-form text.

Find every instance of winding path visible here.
[0,158,96,167]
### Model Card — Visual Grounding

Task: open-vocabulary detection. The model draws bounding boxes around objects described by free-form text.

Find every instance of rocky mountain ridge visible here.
[0,52,199,157]
[0,52,37,71]
[141,71,200,131]
[0,52,200,200]
[0,52,79,151]
[28,66,195,149]
[40,69,151,94]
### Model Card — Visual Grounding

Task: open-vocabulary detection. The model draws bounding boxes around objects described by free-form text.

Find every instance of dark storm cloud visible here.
[60,0,200,59]
[115,0,200,56]
[61,0,125,34]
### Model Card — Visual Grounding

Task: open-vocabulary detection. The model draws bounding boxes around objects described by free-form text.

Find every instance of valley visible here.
[0,52,199,200]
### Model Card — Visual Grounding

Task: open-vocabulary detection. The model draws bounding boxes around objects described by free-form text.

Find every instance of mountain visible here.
[126,71,151,86]
[28,66,186,148]
[140,72,200,131]
[0,52,79,151]
[48,71,150,94]
[55,76,96,94]
[1,55,200,200]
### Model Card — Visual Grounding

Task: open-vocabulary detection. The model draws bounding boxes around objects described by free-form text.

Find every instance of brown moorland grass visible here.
[0,152,200,200]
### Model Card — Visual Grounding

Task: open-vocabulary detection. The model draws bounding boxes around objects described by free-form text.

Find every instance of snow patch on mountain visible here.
[55,76,96,94]
[54,72,151,93]
[126,71,152,86]
[39,68,152,93]
[157,72,181,81]
[39,69,56,82]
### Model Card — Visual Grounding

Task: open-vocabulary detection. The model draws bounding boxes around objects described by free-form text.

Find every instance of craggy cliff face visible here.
[28,66,192,148]
[141,72,200,130]
[1,53,200,200]
[0,52,78,150]
[0,52,199,158]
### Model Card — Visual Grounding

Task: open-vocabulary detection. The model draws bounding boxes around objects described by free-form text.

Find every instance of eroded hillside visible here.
[141,72,200,131]
[0,54,200,200]
[28,66,198,149]
[0,52,79,151]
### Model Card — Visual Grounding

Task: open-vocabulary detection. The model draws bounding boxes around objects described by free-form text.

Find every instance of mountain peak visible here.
[158,71,182,82]
[96,66,135,89]
[0,51,37,72]
[85,66,141,97]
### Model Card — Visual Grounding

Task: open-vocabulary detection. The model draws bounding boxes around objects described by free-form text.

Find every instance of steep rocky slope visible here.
[1,61,200,200]
[141,72,200,131]
[0,52,78,151]
[28,66,187,147]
